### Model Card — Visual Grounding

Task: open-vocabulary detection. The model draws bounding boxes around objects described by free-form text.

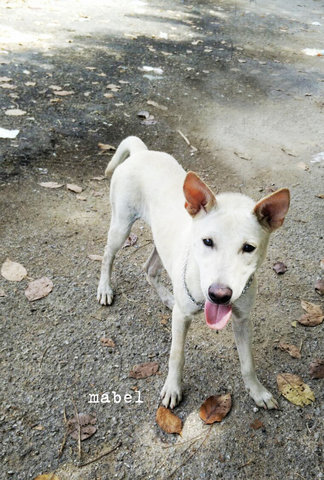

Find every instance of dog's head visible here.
[183,172,290,328]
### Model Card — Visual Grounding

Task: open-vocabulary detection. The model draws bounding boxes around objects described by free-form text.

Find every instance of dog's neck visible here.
[183,250,204,309]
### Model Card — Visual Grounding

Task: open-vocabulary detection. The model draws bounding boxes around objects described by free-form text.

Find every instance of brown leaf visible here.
[122,233,138,248]
[315,194,324,199]
[100,337,115,348]
[38,182,64,189]
[156,406,182,434]
[129,361,159,379]
[68,413,97,441]
[277,373,315,406]
[250,419,264,430]
[1,258,27,281]
[67,183,83,193]
[309,359,324,379]
[199,394,232,424]
[25,277,53,302]
[298,300,324,327]
[273,262,288,274]
[315,278,324,295]
[278,342,301,359]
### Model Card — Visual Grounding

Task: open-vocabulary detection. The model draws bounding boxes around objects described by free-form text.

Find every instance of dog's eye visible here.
[203,238,214,247]
[242,243,256,253]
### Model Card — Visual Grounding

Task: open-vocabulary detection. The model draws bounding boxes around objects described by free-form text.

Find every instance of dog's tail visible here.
[105,136,148,177]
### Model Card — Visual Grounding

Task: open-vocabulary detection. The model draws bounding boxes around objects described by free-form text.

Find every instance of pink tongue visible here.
[204,301,232,330]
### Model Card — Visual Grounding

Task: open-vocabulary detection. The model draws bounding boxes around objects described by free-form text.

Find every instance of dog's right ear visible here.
[183,172,216,216]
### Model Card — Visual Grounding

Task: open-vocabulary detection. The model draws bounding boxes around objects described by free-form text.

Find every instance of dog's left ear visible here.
[183,171,216,216]
[254,188,290,231]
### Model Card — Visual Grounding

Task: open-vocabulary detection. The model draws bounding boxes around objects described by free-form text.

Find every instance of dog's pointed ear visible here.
[254,188,290,231]
[183,172,216,216]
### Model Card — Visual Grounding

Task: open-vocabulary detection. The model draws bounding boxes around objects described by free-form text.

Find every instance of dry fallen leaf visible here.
[137,110,150,119]
[129,362,159,379]
[25,277,53,302]
[34,474,60,480]
[199,394,232,424]
[98,143,116,152]
[277,373,315,406]
[298,300,324,327]
[88,254,103,261]
[100,337,115,348]
[314,278,324,295]
[67,184,83,193]
[91,175,106,181]
[147,100,168,111]
[54,90,74,96]
[273,262,288,274]
[38,182,64,189]
[156,406,182,434]
[122,233,138,248]
[107,83,120,92]
[0,288,6,297]
[1,259,27,281]
[68,413,97,441]
[5,108,26,116]
[279,342,301,359]
[309,359,324,379]
[250,419,264,430]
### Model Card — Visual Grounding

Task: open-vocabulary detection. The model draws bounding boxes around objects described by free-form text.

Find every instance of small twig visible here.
[58,407,68,458]
[299,339,303,354]
[72,399,82,461]
[296,473,306,480]
[177,129,190,146]
[124,240,152,257]
[39,346,50,368]
[166,425,213,479]
[78,440,122,467]
[238,458,255,469]
[177,130,197,152]
[162,431,207,449]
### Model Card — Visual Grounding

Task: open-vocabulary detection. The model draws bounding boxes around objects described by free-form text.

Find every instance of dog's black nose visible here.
[208,284,233,304]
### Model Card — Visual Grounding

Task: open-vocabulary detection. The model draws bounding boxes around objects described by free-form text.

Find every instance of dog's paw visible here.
[160,379,182,409]
[248,383,279,410]
[97,283,114,306]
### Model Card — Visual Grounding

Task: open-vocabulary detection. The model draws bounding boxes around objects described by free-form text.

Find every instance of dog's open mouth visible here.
[204,301,232,330]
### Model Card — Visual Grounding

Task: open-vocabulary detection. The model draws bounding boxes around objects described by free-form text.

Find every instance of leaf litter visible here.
[1,258,27,281]
[25,277,53,302]
[278,342,301,359]
[199,394,232,424]
[67,413,97,441]
[156,406,182,434]
[129,362,159,379]
[298,300,323,326]
[309,359,324,379]
[277,373,315,406]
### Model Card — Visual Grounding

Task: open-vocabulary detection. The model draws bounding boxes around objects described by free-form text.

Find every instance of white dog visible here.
[97,136,290,409]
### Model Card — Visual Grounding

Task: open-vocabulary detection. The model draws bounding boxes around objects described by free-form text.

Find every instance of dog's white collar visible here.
[183,257,254,309]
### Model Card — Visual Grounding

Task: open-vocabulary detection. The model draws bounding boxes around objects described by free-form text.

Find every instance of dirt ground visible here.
[0,0,323,479]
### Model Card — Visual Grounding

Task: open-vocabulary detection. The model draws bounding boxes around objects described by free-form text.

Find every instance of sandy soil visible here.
[0,1,323,479]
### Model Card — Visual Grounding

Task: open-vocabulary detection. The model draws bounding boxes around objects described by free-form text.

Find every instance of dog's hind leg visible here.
[144,247,174,310]
[97,210,135,305]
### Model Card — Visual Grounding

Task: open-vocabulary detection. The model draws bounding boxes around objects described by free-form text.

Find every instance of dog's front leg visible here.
[161,303,192,409]
[232,314,279,409]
